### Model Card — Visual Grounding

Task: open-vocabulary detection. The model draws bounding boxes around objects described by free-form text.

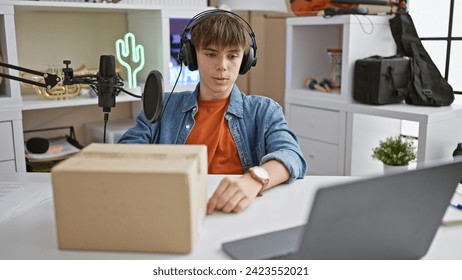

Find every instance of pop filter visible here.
[142,70,164,123]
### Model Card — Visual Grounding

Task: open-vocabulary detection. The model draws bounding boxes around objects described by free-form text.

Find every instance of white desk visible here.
[0,173,461,260]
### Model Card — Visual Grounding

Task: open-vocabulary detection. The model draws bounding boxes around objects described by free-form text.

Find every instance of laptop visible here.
[222,160,462,260]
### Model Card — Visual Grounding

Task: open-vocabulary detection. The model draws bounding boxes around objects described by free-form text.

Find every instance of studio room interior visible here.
[1,0,462,270]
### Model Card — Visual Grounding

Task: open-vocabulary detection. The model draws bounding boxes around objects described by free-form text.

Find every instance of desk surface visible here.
[0,173,461,260]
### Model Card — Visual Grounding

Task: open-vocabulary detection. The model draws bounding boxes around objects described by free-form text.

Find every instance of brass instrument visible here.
[19,64,98,100]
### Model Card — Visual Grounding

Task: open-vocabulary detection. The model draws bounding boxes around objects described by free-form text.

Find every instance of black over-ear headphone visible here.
[178,9,258,75]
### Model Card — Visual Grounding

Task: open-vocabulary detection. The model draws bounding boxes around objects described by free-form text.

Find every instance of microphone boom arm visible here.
[1,57,146,119]
[0,61,61,89]
[61,60,126,97]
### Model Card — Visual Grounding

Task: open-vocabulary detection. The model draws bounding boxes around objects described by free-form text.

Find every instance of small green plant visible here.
[372,136,417,166]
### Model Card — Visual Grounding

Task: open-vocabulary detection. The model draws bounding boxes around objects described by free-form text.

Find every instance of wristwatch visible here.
[248,166,270,197]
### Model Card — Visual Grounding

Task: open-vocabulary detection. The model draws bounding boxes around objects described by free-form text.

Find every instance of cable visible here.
[322,12,374,35]
[152,62,183,144]
[120,88,141,98]
[103,111,109,143]
[353,14,374,35]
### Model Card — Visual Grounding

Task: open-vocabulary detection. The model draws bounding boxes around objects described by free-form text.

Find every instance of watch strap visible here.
[249,167,270,197]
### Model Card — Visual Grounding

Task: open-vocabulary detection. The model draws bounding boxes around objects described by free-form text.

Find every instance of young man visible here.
[118,9,307,214]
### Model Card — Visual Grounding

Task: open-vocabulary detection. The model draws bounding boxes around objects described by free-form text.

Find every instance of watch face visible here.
[253,167,269,179]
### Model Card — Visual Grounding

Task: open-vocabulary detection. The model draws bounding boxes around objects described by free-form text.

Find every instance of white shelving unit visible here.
[0,0,207,172]
[1,3,25,172]
[285,15,397,104]
[284,15,462,176]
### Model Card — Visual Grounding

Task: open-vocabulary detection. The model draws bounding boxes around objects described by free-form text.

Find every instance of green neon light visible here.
[115,32,145,89]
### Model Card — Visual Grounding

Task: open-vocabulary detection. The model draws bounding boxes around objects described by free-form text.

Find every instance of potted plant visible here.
[372,136,417,173]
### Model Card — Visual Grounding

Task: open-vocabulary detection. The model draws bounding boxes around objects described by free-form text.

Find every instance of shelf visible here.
[286,88,342,101]
[347,95,462,123]
[21,91,139,111]
[286,14,380,26]
[7,0,207,12]
[286,93,462,123]
[285,15,396,104]
[1,0,209,172]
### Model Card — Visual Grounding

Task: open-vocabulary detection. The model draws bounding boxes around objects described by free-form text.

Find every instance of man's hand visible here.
[206,160,290,214]
[206,174,262,214]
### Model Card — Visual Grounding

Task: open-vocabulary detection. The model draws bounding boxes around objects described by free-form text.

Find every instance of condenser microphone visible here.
[142,70,164,123]
[62,56,163,123]
[97,55,119,113]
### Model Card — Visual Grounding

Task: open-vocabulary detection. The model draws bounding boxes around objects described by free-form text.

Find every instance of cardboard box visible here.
[51,143,207,253]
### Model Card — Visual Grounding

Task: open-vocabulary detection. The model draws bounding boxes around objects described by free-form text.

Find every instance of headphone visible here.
[178,9,258,75]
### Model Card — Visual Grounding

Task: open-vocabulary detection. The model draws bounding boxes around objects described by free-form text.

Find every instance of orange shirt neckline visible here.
[186,97,243,174]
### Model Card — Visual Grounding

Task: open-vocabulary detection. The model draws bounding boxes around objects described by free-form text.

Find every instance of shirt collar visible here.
[182,83,244,118]
[227,84,244,118]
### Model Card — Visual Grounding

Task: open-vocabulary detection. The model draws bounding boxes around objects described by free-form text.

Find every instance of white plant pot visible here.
[383,164,409,175]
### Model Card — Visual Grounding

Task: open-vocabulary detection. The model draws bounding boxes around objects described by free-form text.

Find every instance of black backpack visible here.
[389,13,454,106]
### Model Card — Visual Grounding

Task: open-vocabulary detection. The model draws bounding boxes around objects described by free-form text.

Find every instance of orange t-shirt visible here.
[185,97,244,174]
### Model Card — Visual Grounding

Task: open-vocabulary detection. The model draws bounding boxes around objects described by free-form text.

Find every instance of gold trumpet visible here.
[20,64,98,100]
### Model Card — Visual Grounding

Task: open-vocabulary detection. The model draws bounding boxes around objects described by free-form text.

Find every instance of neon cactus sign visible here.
[115,32,145,89]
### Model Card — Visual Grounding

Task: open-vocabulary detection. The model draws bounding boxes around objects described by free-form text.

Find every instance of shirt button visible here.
[186,125,191,129]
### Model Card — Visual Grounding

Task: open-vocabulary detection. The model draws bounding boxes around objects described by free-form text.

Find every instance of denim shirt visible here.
[118,84,307,183]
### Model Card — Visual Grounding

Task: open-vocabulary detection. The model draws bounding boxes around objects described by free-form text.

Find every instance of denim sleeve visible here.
[260,101,307,183]
[117,111,156,144]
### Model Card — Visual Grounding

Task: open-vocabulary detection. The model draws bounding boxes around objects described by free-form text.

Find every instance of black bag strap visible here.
[368,54,404,60]
[384,65,407,98]
[389,12,454,106]
[366,55,409,98]
[409,43,433,98]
